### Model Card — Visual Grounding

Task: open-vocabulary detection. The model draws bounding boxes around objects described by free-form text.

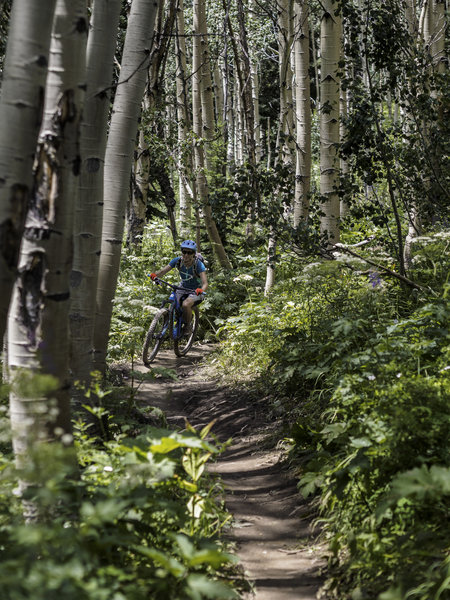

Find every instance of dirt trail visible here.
[133,344,325,599]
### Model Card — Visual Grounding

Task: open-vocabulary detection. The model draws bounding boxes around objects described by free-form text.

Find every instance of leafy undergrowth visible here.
[0,412,243,600]
[213,233,450,599]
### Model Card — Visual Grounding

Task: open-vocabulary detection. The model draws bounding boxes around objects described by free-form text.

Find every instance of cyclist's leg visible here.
[182,293,202,330]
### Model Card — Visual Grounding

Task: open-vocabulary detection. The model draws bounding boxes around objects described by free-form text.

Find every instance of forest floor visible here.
[131,342,326,600]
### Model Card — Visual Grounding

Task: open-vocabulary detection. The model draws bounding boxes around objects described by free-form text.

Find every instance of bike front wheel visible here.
[173,307,199,357]
[143,308,170,365]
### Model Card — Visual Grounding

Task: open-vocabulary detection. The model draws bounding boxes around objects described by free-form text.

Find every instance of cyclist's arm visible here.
[198,270,208,293]
[154,264,173,278]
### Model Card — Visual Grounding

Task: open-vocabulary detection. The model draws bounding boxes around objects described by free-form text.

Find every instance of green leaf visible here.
[188,549,232,569]
[150,433,216,455]
[132,545,185,577]
[186,574,238,599]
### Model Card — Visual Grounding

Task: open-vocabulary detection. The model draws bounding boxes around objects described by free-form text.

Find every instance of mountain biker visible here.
[149,239,208,335]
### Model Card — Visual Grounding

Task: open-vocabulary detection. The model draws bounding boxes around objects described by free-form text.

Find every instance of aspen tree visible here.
[0,0,57,344]
[235,0,257,166]
[403,0,421,267]
[129,0,178,246]
[8,0,87,464]
[319,0,341,244]
[248,0,262,164]
[266,0,295,294]
[93,0,159,374]
[175,0,194,236]
[293,0,311,225]
[277,0,295,165]
[220,37,236,168]
[404,0,446,266]
[192,0,231,267]
[213,61,225,125]
[70,0,122,390]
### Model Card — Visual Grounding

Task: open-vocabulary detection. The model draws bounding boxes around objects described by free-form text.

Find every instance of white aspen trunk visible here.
[293,0,311,226]
[250,1,262,163]
[403,0,421,268]
[213,61,224,124]
[93,0,159,374]
[198,3,216,170]
[8,0,87,460]
[251,60,262,163]
[264,234,276,296]
[175,0,192,236]
[235,0,257,166]
[266,0,294,294]
[70,0,121,390]
[339,81,349,218]
[319,0,341,245]
[266,116,272,168]
[0,0,57,344]
[192,0,231,268]
[311,22,320,108]
[219,52,235,169]
[234,77,244,163]
[277,0,295,165]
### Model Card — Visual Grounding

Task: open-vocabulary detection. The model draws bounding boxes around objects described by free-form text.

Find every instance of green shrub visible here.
[0,419,239,600]
[296,299,450,599]
[213,232,449,599]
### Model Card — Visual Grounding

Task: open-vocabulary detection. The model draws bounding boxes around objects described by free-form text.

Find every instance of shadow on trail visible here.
[135,344,325,600]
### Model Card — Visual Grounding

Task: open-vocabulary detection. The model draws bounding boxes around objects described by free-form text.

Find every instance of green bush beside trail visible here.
[213,233,450,600]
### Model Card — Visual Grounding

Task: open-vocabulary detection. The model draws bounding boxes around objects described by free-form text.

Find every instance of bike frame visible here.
[143,276,205,365]
[150,277,199,340]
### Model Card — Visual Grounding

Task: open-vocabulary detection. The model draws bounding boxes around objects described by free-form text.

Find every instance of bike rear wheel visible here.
[173,307,199,357]
[143,308,170,365]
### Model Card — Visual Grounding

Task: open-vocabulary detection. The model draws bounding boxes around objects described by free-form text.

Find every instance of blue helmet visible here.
[180,239,197,252]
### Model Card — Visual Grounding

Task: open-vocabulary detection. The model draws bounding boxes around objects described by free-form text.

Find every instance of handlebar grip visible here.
[147,274,161,284]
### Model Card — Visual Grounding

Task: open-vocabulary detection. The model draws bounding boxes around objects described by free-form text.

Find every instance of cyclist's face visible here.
[182,249,195,265]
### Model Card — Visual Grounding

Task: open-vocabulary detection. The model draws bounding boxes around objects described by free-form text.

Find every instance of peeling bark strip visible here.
[18,252,46,348]
[31,142,59,227]
[8,0,88,462]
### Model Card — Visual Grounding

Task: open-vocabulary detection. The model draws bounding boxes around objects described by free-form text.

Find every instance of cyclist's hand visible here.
[149,273,157,281]
[195,288,203,295]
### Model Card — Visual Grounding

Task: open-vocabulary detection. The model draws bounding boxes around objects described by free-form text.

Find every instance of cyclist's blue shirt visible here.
[169,256,206,290]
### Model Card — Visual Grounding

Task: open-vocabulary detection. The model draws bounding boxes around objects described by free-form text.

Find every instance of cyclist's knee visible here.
[183,297,195,308]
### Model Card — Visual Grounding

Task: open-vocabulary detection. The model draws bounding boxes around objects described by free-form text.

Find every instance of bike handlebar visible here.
[147,275,206,295]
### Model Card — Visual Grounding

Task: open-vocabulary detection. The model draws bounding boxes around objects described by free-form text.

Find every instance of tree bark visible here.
[8,0,87,462]
[0,0,57,344]
[70,0,122,390]
[293,0,311,225]
[93,0,159,374]
[175,0,193,237]
[319,0,341,245]
[192,0,231,268]
[277,0,295,165]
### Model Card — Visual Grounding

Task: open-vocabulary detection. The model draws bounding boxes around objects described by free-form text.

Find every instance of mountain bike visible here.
[142,276,204,365]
